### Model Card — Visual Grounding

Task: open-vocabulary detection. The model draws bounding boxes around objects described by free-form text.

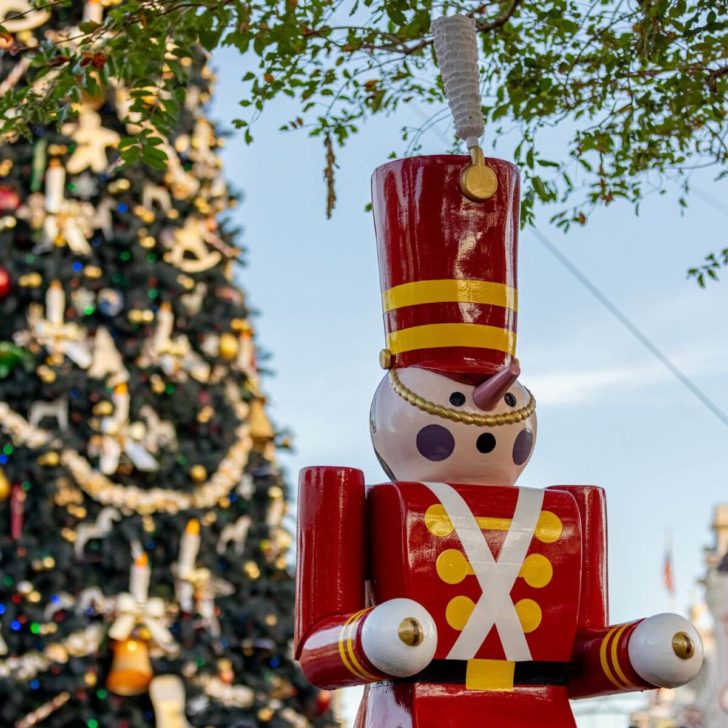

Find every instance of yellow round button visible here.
[436,549,469,585]
[425,504,454,537]
[446,595,475,632]
[515,599,542,633]
[535,511,563,543]
[519,553,553,589]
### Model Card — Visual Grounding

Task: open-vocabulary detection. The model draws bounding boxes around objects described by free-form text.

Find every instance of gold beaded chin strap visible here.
[388,369,536,427]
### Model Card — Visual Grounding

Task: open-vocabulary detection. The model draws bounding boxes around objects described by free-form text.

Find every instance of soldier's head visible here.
[370,366,536,486]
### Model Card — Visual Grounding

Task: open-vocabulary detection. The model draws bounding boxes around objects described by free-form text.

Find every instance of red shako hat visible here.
[372,154,520,385]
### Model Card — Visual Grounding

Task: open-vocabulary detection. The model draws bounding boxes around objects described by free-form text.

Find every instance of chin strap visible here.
[388,369,535,427]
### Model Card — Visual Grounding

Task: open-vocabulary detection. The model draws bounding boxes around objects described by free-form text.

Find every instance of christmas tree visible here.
[0,2,335,726]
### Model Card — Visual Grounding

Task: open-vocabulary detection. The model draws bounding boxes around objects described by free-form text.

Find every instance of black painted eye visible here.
[449,392,466,407]
[504,392,517,407]
[476,433,496,454]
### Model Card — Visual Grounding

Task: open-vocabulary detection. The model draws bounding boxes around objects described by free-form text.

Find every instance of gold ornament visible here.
[107,178,130,194]
[257,708,274,722]
[217,658,234,685]
[249,398,275,446]
[38,451,60,467]
[197,406,214,424]
[243,561,260,580]
[133,205,155,225]
[19,272,42,288]
[128,309,154,324]
[67,505,87,519]
[193,197,211,215]
[230,318,251,334]
[36,365,56,383]
[0,468,10,501]
[190,465,207,484]
[107,638,153,696]
[92,401,113,416]
[218,332,238,360]
[83,265,103,279]
[176,275,195,291]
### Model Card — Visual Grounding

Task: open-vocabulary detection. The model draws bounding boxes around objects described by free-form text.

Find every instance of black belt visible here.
[398,660,570,686]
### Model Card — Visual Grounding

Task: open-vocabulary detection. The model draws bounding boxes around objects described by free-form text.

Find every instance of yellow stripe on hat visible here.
[382,279,517,313]
[387,323,516,355]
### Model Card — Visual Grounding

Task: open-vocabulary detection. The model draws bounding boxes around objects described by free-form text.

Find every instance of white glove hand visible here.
[628,613,703,688]
[361,598,437,678]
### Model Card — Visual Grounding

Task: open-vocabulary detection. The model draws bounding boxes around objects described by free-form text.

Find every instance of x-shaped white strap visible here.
[424,482,544,662]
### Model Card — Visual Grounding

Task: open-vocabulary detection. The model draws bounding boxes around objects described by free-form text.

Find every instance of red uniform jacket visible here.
[295,467,653,727]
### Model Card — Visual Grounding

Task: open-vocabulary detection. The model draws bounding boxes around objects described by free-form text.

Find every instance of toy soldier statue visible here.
[294,15,703,727]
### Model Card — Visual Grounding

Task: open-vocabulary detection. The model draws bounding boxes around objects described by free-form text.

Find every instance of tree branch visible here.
[475,0,523,34]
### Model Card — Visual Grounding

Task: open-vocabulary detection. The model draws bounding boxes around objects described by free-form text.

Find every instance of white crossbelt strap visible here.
[423,482,544,662]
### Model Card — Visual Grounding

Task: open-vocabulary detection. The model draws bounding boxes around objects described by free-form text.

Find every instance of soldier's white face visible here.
[370,367,536,486]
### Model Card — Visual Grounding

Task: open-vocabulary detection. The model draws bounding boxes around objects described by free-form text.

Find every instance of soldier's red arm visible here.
[567,619,654,697]
[547,486,654,697]
[294,466,380,688]
[550,485,703,697]
[297,607,386,688]
[295,468,439,689]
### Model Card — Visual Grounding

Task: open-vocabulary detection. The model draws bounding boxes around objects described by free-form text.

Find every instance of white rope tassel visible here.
[432,15,484,148]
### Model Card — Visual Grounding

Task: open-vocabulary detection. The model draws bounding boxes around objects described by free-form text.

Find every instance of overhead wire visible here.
[530,227,728,429]
[693,185,728,217]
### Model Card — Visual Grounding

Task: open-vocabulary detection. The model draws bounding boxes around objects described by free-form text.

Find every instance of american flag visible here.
[663,543,675,596]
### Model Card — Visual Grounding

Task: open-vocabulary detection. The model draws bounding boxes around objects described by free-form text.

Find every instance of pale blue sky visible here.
[211,44,728,724]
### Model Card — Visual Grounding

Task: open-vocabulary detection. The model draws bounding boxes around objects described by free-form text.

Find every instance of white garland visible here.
[192,674,254,708]
[0,402,252,514]
[0,625,104,680]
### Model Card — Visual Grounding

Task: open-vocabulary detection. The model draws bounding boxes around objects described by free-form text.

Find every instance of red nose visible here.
[472,361,521,411]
